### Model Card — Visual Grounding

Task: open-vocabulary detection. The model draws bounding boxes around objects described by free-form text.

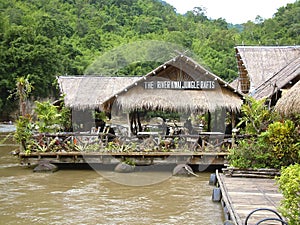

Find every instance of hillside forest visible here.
[0,0,299,119]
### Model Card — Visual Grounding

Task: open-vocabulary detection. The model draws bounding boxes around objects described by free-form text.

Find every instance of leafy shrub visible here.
[230,96,299,169]
[34,101,62,133]
[14,115,35,151]
[276,164,300,225]
[237,97,278,134]
[229,120,299,169]
[14,100,72,152]
[260,120,300,167]
[58,101,72,131]
[228,138,271,169]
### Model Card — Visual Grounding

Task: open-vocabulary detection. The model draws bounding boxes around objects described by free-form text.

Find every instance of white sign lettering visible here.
[144,81,215,89]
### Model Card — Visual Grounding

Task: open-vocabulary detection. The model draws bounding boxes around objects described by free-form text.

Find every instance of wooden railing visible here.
[24,131,254,153]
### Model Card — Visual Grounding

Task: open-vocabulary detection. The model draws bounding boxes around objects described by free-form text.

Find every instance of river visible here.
[0,128,224,225]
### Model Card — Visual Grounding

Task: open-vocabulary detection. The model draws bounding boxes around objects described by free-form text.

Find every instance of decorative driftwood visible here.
[222,167,280,178]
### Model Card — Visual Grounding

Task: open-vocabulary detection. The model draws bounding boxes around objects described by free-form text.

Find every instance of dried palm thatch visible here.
[235,46,300,93]
[58,55,243,113]
[253,57,300,99]
[275,80,300,116]
[115,85,242,113]
[108,55,244,113]
[57,76,139,110]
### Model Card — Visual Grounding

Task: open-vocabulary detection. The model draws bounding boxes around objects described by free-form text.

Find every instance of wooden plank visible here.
[19,151,229,157]
[18,151,229,166]
[222,167,280,178]
[217,173,283,225]
[216,170,240,225]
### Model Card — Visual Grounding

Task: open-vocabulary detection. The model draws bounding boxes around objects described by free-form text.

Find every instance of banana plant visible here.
[34,101,62,133]
[237,96,278,134]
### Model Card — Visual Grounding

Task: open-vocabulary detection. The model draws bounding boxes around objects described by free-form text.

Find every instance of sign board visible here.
[144,80,215,90]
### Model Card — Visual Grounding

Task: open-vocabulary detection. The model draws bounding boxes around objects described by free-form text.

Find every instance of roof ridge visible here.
[235,45,300,49]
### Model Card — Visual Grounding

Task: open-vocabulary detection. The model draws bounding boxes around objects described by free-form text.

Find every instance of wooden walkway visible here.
[216,170,284,225]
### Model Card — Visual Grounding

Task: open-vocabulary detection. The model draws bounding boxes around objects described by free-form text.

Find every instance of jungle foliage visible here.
[228,97,300,169]
[237,97,278,134]
[1,0,300,119]
[14,99,71,152]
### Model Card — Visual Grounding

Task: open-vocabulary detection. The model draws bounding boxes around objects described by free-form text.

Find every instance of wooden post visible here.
[207,111,211,132]
[231,111,236,147]
[221,108,226,132]
[231,111,236,129]
[127,112,131,137]
[137,111,142,133]
[214,110,218,131]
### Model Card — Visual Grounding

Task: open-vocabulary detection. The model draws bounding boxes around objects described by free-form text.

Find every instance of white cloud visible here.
[164,0,296,24]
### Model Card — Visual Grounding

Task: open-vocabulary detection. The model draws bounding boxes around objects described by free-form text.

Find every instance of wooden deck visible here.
[18,151,229,167]
[216,170,284,225]
[17,132,251,167]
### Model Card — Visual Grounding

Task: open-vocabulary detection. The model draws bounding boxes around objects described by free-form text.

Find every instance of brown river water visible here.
[0,128,224,225]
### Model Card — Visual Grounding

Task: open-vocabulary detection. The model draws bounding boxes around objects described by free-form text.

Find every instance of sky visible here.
[163,0,296,24]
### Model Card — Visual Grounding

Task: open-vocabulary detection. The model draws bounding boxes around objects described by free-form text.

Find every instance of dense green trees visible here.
[0,0,299,119]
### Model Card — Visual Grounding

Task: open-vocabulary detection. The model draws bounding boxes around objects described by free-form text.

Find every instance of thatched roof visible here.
[114,85,242,113]
[57,76,139,109]
[235,46,300,94]
[107,55,244,112]
[274,80,300,116]
[58,55,243,113]
[252,57,300,99]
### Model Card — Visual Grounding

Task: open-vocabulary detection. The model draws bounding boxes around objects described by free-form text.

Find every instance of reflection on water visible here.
[99,170,173,187]
[0,124,16,133]
[0,132,223,225]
